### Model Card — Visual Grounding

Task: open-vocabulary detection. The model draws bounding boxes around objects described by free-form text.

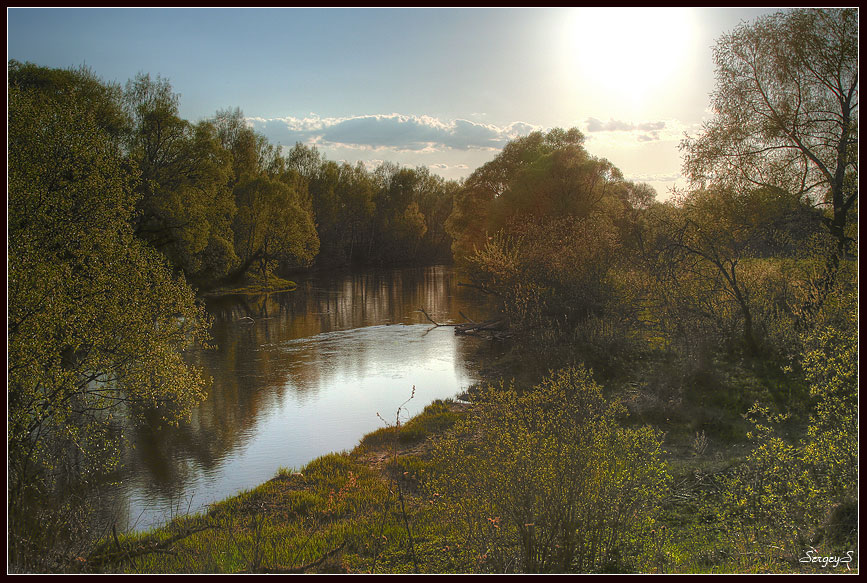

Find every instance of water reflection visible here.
[111,266,500,532]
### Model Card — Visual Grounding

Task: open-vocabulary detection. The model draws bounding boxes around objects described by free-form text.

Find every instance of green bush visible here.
[716,292,858,569]
[429,367,669,573]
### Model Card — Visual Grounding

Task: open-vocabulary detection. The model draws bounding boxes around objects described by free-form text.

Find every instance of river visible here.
[106,265,501,533]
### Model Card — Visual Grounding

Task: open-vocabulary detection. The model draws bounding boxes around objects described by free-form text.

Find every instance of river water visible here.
[107,265,500,532]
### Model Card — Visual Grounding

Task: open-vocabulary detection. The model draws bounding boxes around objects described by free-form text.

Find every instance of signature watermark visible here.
[799,548,855,569]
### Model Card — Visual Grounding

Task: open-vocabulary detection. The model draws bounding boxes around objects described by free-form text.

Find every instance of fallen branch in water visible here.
[454,319,507,335]
[419,307,509,338]
[458,311,477,324]
[418,307,459,327]
[457,281,502,296]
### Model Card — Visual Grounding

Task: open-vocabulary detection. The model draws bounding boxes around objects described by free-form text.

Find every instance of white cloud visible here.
[584,117,668,141]
[247,113,542,152]
[625,172,681,183]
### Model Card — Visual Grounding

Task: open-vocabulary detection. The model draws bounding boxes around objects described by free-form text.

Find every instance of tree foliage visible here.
[716,292,857,566]
[232,174,320,277]
[449,128,655,345]
[431,367,668,573]
[125,74,239,282]
[643,186,821,354]
[681,8,857,276]
[8,81,212,565]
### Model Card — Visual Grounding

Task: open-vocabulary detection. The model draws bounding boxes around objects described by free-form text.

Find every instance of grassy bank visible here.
[74,373,855,574]
[82,400,471,574]
[203,272,298,296]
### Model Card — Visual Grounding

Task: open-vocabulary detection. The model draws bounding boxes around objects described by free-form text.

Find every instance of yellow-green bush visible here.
[429,367,668,573]
[716,292,858,569]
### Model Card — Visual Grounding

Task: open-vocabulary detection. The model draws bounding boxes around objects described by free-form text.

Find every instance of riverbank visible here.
[81,399,470,574]
[202,272,298,296]
[75,375,855,574]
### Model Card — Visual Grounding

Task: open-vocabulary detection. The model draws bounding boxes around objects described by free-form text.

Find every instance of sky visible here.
[7,7,781,199]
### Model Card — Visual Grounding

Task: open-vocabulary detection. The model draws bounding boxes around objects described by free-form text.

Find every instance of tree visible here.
[8,60,130,141]
[373,164,431,263]
[446,128,586,261]
[232,174,320,279]
[448,129,654,345]
[8,84,211,566]
[644,184,823,355]
[681,8,857,308]
[125,74,239,284]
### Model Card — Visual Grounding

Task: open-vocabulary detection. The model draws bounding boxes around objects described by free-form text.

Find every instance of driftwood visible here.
[418,308,509,338]
[456,281,502,296]
[454,319,507,336]
[418,307,457,327]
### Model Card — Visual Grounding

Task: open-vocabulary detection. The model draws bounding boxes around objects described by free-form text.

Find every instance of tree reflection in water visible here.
[112,265,503,532]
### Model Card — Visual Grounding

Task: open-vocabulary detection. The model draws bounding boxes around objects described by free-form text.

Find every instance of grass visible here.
[81,400,473,574]
[204,272,298,296]
[357,399,465,450]
[74,364,855,574]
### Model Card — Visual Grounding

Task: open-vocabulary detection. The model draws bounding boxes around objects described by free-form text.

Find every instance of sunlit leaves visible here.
[431,367,668,573]
[680,8,857,255]
[8,84,210,503]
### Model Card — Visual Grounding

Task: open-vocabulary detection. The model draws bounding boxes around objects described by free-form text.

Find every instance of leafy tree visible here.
[8,60,130,141]
[232,174,320,279]
[646,186,811,355]
[680,8,858,310]
[449,129,652,346]
[125,74,238,283]
[431,367,668,573]
[212,107,286,182]
[206,110,321,280]
[468,215,621,343]
[8,83,211,567]
[373,163,431,263]
[446,128,586,261]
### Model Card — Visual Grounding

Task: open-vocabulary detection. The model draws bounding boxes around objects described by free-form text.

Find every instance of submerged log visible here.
[418,307,510,338]
[454,319,506,335]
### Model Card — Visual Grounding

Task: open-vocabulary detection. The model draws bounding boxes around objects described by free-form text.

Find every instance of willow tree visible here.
[232,174,320,279]
[8,84,211,566]
[681,8,857,311]
[125,74,239,284]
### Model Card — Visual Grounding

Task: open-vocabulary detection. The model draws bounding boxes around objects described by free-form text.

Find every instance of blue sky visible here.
[8,7,779,197]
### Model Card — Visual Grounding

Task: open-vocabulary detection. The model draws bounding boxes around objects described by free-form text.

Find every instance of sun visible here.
[566,7,696,112]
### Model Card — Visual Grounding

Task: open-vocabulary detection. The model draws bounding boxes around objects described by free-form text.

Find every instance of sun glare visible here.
[566,8,695,113]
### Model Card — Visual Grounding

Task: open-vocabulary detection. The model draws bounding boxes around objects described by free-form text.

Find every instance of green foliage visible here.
[451,129,653,347]
[641,186,820,356]
[8,60,130,139]
[467,215,623,344]
[715,293,857,567]
[232,174,320,277]
[125,74,240,283]
[681,8,857,261]
[8,82,211,568]
[430,368,669,573]
[446,127,593,262]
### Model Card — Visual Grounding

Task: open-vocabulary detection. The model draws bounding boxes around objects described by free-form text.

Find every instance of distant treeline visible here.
[8,60,458,290]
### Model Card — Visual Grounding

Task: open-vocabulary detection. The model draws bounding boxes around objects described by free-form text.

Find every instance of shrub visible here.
[716,292,858,569]
[429,367,668,573]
